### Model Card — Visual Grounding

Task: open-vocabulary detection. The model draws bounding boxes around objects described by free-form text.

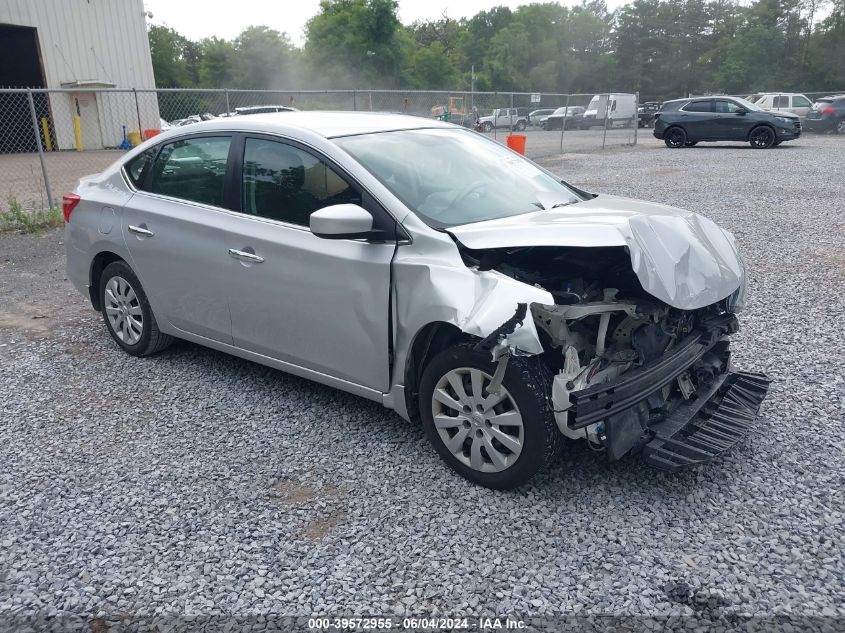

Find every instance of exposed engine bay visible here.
[458,244,767,466]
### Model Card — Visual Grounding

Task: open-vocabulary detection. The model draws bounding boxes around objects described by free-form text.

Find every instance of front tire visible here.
[664,127,687,148]
[100,261,173,357]
[749,126,776,149]
[418,343,561,489]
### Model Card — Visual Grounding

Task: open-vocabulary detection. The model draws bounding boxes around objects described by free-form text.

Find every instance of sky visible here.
[142,0,627,45]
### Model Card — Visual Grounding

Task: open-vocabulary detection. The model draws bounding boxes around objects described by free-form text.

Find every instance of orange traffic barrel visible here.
[143,128,161,140]
[506,134,526,155]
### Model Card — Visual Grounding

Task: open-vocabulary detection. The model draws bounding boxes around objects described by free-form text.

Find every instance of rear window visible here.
[124,148,156,188]
[683,100,712,113]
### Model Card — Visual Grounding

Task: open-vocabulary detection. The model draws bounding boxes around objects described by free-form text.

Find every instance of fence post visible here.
[224,88,230,115]
[133,88,142,137]
[602,93,610,150]
[353,89,357,111]
[510,92,514,132]
[560,93,571,154]
[27,89,55,211]
[633,92,639,146]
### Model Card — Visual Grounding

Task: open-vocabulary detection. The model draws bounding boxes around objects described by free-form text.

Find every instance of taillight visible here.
[62,193,81,222]
[821,106,836,115]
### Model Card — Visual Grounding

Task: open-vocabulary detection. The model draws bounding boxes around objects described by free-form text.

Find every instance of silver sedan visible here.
[65,112,769,488]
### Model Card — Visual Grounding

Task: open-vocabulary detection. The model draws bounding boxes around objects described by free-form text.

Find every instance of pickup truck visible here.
[477,108,528,132]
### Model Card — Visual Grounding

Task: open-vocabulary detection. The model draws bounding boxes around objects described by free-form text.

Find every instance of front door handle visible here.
[228,248,265,263]
[127,224,154,237]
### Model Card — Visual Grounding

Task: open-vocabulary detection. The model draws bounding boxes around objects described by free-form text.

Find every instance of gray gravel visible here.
[1,133,844,629]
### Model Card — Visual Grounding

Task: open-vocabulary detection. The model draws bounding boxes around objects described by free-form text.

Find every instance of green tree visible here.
[148,25,194,87]
[231,26,295,89]
[304,0,406,87]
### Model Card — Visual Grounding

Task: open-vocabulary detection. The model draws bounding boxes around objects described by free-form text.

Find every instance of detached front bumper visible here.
[560,314,770,470]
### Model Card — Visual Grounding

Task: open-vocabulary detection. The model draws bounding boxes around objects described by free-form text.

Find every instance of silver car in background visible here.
[64,112,769,489]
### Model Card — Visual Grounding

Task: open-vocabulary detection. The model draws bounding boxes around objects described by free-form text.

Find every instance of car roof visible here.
[174,111,453,138]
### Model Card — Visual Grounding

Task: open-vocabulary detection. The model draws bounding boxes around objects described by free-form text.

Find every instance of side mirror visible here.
[310,204,376,240]
[735,107,748,115]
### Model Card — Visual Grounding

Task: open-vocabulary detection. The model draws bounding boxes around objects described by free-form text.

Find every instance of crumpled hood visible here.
[446,195,744,311]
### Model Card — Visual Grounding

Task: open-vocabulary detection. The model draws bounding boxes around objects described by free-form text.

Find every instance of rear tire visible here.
[515,120,526,131]
[836,120,845,135]
[664,127,687,148]
[481,122,493,133]
[419,342,561,489]
[100,261,173,357]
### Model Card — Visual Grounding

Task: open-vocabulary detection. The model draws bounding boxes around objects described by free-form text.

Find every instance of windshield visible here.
[334,128,582,228]
[730,97,763,111]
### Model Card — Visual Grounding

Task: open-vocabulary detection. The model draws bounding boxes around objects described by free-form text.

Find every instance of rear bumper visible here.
[803,118,837,132]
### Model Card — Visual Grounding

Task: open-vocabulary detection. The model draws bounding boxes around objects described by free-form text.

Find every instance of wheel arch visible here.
[88,250,127,311]
[403,321,466,422]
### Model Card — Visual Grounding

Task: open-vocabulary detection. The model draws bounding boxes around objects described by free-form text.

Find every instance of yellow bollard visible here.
[40,117,52,151]
[73,115,83,151]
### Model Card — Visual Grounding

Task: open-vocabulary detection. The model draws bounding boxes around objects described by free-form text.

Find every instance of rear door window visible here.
[683,100,712,113]
[773,95,789,108]
[147,136,232,207]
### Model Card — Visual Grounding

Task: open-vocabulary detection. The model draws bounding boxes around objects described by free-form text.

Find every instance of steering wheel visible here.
[447,181,487,211]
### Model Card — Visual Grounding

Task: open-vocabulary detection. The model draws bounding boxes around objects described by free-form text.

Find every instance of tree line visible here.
[149,0,845,100]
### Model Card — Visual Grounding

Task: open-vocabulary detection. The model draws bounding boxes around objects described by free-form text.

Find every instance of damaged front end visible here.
[458,243,770,471]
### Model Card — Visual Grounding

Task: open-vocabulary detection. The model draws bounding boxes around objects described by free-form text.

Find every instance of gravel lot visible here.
[1,134,843,630]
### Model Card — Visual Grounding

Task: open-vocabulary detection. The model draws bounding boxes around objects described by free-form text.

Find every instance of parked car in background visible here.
[234,105,299,116]
[477,108,528,132]
[529,108,555,127]
[170,113,216,127]
[541,106,585,130]
[64,112,767,488]
[580,94,637,129]
[637,102,662,128]
[803,95,845,134]
[654,96,801,149]
[747,93,813,118]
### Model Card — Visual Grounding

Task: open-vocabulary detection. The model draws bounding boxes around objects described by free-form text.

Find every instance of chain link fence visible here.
[0,87,656,219]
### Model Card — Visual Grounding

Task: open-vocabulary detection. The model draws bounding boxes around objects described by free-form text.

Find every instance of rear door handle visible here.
[127,224,154,237]
[228,248,265,263]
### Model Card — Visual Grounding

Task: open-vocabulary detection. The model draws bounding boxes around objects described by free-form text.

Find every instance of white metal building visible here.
[0,0,160,151]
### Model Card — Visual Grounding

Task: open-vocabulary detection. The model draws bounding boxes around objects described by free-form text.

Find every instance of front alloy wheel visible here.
[749,126,776,149]
[419,343,561,489]
[431,367,524,473]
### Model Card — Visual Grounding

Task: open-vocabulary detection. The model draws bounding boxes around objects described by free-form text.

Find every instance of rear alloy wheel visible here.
[664,127,687,148]
[749,126,776,149]
[419,343,560,489]
[515,120,526,131]
[100,261,173,357]
[481,122,493,133]
[836,120,845,135]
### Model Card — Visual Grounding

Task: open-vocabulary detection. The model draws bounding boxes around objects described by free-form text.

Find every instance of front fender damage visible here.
[396,261,553,356]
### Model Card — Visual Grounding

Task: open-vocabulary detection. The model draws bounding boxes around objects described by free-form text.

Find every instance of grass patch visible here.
[0,196,63,234]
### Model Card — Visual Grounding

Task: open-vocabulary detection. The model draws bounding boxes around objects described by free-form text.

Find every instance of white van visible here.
[580,94,636,129]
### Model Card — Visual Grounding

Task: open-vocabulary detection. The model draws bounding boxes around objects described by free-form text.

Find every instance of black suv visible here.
[804,95,845,134]
[653,97,801,149]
